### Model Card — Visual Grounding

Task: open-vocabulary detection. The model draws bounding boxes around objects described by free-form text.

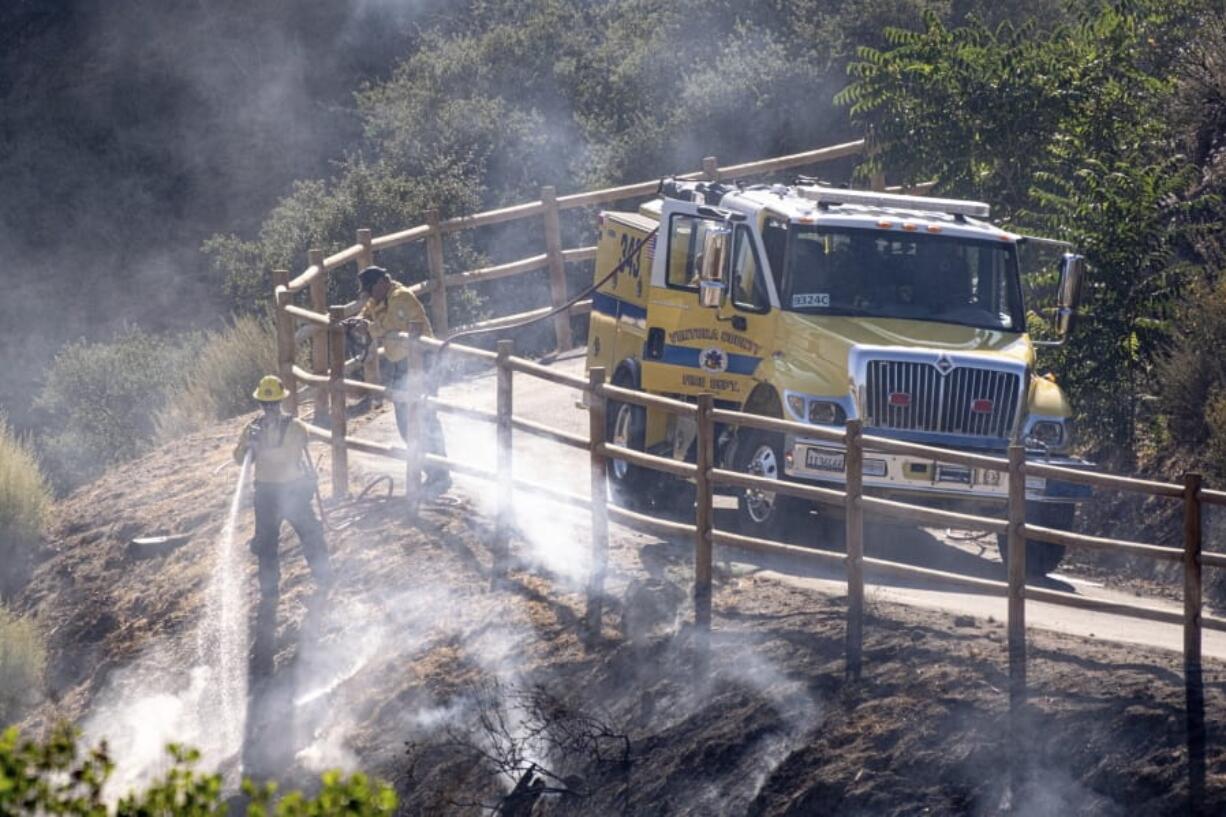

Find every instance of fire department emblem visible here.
[699,347,728,373]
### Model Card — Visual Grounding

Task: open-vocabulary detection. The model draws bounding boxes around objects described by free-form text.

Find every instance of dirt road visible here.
[350,349,1226,662]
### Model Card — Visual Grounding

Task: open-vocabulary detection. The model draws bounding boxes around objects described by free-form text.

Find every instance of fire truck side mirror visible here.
[699,223,731,308]
[1056,253,1085,336]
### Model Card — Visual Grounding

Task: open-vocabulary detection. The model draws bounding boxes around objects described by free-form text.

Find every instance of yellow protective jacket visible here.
[233,413,313,484]
[361,282,433,363]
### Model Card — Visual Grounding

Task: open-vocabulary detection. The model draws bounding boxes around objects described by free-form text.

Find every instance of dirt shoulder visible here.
[12,416,1226,815]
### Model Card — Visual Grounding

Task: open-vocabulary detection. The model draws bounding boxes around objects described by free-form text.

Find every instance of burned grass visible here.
[9,415,1226,815]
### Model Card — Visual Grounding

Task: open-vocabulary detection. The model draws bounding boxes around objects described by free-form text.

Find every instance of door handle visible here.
[645,327,665,360]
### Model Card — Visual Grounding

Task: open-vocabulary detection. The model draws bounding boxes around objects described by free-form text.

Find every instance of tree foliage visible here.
[0,725,396,817]
[838,4,1178,220]
[35,328,196,490]
[33,319,281,493]
[204,0,952,315]
[840,1,1221,457]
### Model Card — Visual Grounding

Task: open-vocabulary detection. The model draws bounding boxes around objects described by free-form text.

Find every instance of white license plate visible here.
[805,449,845,472]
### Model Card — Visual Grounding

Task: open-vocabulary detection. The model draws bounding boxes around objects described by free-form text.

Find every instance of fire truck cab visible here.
[586,178,1089,575]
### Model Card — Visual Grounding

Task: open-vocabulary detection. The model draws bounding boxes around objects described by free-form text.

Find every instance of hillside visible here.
[9,407,1226,815]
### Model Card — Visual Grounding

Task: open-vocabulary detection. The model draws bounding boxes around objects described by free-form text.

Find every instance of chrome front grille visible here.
[864,359,1020,438]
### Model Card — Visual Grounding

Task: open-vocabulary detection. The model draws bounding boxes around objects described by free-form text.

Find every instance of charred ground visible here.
[11,410,1226,816]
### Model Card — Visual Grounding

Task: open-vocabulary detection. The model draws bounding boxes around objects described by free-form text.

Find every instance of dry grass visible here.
[156,315,278,437]
[0,606,44,725]
[0,416,49,599]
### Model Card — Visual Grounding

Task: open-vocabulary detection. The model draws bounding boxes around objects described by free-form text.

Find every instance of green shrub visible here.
[1157,282,1226,476]
[0,417,50,600]
[155,316,279,437]
[36,327,194,490]
[0,725,396,816]
[0,608,45,726]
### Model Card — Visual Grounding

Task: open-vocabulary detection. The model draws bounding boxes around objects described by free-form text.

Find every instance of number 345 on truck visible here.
[585,178,1091,576]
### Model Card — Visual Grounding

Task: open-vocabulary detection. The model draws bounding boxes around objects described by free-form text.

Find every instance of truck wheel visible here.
[605,385,654,510]
[734,428,804,540]
[997,501,1072,577]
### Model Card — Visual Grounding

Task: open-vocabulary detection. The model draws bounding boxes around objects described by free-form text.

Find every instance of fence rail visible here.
[272,138,1215,810]
[370,332,1219,807]
[271,140,872,415]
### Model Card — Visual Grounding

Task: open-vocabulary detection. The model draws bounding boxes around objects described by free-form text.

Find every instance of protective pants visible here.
[385,356,449,484]
[250,478,331,677]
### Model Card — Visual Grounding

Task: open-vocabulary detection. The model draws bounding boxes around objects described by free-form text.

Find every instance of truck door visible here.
[641,200,776,406]
[1017,235,1074,344]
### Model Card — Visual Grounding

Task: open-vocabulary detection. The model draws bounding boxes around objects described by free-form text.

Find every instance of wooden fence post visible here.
[1007,443,1027,790]
[694,393,715,669]
[308,249,330,422]
[494,340,514,586]
[357,228,381,395]
[1183,472,1205,815]
[586,367,610,642]
[404,321,425,517]
[356,228,374,270]
[272,269,299,417]
[541,186,574,352]
[425,209,449,338]
[327,306,349,499]
[844,419,865,680]
[702,156,720,181]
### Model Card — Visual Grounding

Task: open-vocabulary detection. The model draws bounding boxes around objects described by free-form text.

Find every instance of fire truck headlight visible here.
[808,400,846,425]
[784,391,849,426]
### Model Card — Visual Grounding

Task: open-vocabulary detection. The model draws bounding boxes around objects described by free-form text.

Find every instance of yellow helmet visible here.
[252,374,289,402]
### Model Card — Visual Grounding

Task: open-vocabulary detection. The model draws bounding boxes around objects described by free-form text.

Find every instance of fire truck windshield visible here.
[782,227,1025,332]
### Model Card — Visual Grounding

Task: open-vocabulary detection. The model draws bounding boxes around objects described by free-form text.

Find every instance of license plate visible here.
[935,464,971,484]
[805,449,845,472]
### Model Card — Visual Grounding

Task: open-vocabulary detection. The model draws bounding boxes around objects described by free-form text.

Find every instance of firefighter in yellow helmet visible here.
[234,375,332,676]
[347,265,451,495]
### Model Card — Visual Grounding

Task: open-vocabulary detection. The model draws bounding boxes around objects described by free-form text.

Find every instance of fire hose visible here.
[420,225,658,399]
[305,451,395,532]
[344,225,659,359]
[437,225,659,350]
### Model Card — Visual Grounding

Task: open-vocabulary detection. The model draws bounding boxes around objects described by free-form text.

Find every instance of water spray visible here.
[197,450,253,784]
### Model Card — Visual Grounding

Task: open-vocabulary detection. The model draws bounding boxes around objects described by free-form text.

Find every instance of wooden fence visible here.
[295,327,1222,810]
[272,139,1217,809]
[270,139,867,419]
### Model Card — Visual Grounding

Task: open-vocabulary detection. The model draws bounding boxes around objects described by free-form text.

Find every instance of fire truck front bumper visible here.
[782,435,1092,506]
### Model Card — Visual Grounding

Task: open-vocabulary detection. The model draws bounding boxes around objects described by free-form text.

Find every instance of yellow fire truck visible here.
[586,178,1088,575]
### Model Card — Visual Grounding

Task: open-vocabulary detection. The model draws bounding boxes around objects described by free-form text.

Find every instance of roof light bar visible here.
[797,186,991,219]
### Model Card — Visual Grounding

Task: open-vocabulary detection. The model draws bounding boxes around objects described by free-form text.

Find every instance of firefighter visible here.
[234,375,332,675]
[349,265,451,495]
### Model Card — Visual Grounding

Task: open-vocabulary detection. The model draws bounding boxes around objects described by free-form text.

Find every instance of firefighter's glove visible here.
[341,317,373,363]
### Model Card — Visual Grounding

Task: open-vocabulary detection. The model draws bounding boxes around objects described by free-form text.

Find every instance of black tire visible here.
[733,427,806,540]
[997,501,1072,577]
[605,375,655,510]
